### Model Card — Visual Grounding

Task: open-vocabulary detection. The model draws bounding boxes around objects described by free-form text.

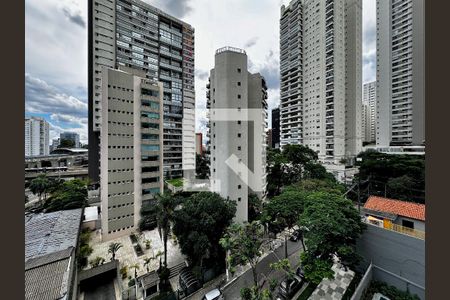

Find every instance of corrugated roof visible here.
[364,196,425,221]
[25,209,82,261]
[25,249,73,300]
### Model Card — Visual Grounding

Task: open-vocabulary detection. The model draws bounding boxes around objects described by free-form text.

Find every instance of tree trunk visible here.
[163,232,168,267]
[251,264,258,288]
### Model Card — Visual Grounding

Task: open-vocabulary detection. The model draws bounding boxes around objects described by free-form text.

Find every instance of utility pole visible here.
[357,176,361,213]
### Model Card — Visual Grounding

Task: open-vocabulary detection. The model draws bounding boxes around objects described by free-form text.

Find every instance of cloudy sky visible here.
[25,0,376,144]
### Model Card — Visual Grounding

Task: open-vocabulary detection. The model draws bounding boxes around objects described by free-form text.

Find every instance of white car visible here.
[202,288,224,300]
[372,293,391,300]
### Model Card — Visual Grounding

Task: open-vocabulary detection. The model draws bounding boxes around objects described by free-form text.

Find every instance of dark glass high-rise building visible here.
[271,107,280,148]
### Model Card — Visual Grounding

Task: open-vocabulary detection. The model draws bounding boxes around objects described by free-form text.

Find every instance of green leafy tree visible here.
[300,252,334,285]
[220,221,265,288]
[298,192,366,283]
[195,154,210,179]
[248,193,262,222]
[266,148,289,196]
[44,179,88,212]
[139,201,158,231]
[172,192,236,270]
[108,242,123,261]
[387,175,415,200]
[263,188,306,257]
[356,150,425,203]
[270,258,295,280]
[266,145,336,197]
[29,174,52,202]
[58,138,75,148]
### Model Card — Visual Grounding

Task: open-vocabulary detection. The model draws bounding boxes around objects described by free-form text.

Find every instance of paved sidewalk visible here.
[308,263,355,300]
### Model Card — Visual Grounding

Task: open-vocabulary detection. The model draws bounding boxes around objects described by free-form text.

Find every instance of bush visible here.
[120,266,128,279]
[362,281,420,300]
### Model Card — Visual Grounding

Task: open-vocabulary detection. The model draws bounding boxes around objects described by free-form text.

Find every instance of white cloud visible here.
[26,0,376,142]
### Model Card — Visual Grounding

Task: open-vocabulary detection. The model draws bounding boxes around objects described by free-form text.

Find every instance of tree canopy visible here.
[266,145,338,197]
[172,192,236,269]
[220,221,265,288]
[195,154,210,179]
[43,179,88,212]
[298,191,366,283]
[356,150,425,203]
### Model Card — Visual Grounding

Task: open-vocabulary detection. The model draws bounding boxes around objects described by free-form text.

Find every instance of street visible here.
[222,239,304,299]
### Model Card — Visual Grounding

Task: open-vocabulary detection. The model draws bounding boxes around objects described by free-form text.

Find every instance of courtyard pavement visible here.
[86,228,185,290]
[308,262,355,300]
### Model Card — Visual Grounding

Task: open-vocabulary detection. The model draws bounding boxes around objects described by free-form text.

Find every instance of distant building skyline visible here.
[60,132,80,148]
[25,0,377,147]
[25,117,49,157]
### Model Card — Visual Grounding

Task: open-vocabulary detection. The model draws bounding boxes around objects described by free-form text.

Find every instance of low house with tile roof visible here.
[25,208,83,300]
[363,196,425,239]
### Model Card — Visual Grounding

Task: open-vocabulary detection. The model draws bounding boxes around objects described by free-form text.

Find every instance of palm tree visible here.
[130,263,140,279]
[108,242,123,261]
[155,193,179,268]
[143,257,153,273]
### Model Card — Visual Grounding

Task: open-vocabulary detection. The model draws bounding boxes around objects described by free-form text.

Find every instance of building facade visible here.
[363,81,376,143]
[89,0,195,183]
[195,132,203,156]
[208,47,268,223]
[25,117,50,157]
[100,67,164,240]
[60,132,80,148]
[271,107,280,148]
[376,0,425,147]
[280,0,362,164]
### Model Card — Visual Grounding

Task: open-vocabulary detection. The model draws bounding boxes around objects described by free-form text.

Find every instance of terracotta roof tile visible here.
[364,196,425,221]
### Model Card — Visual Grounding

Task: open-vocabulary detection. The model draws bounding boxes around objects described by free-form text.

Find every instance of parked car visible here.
[278,274,304,299]
[202,288,224,300]
[289,230,302,242]
[372,293,391,300]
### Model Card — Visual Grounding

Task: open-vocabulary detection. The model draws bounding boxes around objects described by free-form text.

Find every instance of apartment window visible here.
[238,185,241,189]
[237,133,241,138]
[237,94,241,99]
[237,197,241,202]
[237,146,241,151]
[237,82,241,86]
[237,121,241,125]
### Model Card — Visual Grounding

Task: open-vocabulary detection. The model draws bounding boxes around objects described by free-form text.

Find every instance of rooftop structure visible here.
[25,209,83,261]
[364,196,425,221]
[25,248,76,300]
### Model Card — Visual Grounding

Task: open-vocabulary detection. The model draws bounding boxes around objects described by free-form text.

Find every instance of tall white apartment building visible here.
[363,81,376,143]
[89,0,195,183]
[207,47,268,223]
[376,0,425,147]
[280,0,362,164]
[25,117,50,157]
[100,67,164,241]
